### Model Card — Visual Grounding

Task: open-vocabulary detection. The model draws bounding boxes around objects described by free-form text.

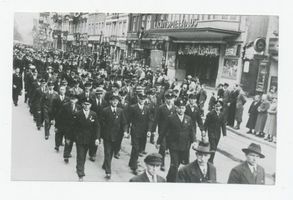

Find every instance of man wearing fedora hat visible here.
[228,143,265,184]
[129,153,166,182]
[177,142,217,183]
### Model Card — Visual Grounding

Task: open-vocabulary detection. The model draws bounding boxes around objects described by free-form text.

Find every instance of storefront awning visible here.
[147,27,241,41]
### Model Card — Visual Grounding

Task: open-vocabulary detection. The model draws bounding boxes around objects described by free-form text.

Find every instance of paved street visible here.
[11,93,275,184]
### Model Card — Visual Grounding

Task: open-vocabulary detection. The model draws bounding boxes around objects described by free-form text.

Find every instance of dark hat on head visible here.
[69,93,79,100]
[61,79,68,85]
[112,82,120,89]
[119,89,128,97]
[84,81,92,88]
[192,142,214,154]
[242,143,265,158]
[188,93,197,99]
[224,83,229,87]
[81,73,87,78]
[81,98,92,105]
[174,98,186,107]
[137,93,147,100]
[47,81,54,86]
[165,91,175,99]
[109,94,120,101]
[146,88,156,96]
[40,78,46,83]
[144,153,162,166]
[215,101,223,107]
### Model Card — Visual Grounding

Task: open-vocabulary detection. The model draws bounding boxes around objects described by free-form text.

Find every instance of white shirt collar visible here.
[138,103,144,110]
[247,163,257,174]
[177,114,184,122]
[145,170,157,182]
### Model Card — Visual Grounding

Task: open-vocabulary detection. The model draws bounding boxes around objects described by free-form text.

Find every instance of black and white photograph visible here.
[1,0,293,200]
[11,12,278,184]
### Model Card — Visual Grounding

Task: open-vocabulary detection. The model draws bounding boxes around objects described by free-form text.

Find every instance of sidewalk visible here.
[205,87,276,149]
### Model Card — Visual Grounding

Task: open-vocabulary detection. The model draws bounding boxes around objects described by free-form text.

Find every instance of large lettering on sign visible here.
[177,44,220,56]
[154,19,198,29]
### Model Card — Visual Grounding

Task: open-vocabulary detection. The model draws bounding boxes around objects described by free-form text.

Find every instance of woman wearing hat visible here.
[228,143,265,184]
[177,142,217,183]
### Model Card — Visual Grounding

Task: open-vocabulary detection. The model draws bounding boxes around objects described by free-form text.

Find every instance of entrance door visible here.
[181,55,219,87]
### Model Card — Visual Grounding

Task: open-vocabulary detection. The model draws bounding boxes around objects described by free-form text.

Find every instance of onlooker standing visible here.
[12,67,23,106]
[246,95,261,134]
[234,87,246,130]
[254,94,270,138]
[264,97,277,142]
[222,83,230,123]
[227,84,239,127]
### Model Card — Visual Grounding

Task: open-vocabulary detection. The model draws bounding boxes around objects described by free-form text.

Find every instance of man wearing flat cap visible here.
[177,142,217,183]
[228,143,265,184]
[127,93,154,175]
[73,98,100,181]
[153,91,176,171]
[160,98,196,182]
[203,101,226,164]
[129,153,166,182]
[100,94,128,179]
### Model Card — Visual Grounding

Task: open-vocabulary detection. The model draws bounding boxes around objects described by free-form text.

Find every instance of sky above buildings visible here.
[14,12,39,45]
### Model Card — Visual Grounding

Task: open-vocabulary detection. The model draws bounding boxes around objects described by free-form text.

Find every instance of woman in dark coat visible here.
[227,84,239,127]
[254,94,270,137]
[246,95,261,134]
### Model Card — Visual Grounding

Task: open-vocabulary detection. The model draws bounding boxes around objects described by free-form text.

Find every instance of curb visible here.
[226,126,276,149]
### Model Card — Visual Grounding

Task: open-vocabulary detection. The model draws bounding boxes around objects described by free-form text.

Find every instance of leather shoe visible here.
[114,154,120,159]
[89,157,96,162]
[139,153,144,157]
[64,158,69,164]
[131,169,138,175]
[142,151,147,155]
[105,173,111,179]
[45,136,49,140]
[54,147,59,152]
[160,166,165,171]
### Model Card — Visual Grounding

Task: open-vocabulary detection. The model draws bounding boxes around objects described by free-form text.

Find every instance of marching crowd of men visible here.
[12,44,267,184]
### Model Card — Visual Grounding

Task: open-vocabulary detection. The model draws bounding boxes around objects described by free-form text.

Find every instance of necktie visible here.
[202,168,207,177]
[253,167,257,177]
[152,175,156,182]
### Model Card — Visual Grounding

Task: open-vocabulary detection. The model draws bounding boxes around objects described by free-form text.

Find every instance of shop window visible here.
[146,15,151,30]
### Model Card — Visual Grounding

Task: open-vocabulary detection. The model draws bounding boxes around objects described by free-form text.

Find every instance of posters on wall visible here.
[221,58,238,80]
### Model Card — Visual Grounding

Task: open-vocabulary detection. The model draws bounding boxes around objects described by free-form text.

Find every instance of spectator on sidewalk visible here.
[234,87,246,130]
[255,94,270,138]
[222,83,230,123]
[217,83,224,100]
[263,97,277,142]
[227,84,239,127]
[228,143,265,184]
[246,95,261,134]
[208,92,217,111]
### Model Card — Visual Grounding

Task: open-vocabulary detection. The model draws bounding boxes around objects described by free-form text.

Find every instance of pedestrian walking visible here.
[12,67,23,106]
[234,87,246,130]
[203,102,226,164]
[263,97,277,142]
[227,84,239,127]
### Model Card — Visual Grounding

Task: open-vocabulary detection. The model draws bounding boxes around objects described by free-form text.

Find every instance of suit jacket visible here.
[91,97,108,119]
[73,110,100,145]
[31,86,47,110]
[177,160,217,183]
[101,106,127,142]
[78,91,94,105]
[52,95,70,128]
[153,104,176,135]
[222,89,230,105]
[129,171,166,182]
[128,104,153,138]
[13,73,23,93]
[248,100,261,115]
[59,102,81,139]
[160,113,196,151]
[185,104,204,133]
[228,161,265,184]
[204,110,226,138]
[42,90,59,113]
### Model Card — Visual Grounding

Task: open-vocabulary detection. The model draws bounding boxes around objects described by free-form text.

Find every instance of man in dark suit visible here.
[73,99,100,181]
[12,67,23,106]
[61,94,81,163]
[222,83,230,123]
[129,153,166,182]
[177,142,217,183]
[127,93,153,175]
[228,143,265,184]
[52,85,70,152]
[203,102,226,164]
[153,91,176,171]
[101,94,128,179]
[159,98,196,182]
[42,81,59,140]
[78,81,94,106]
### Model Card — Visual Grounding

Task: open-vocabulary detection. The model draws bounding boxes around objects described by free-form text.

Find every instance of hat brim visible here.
[242,149,265,158]
[145,161,162,166]
[192,146,214,154]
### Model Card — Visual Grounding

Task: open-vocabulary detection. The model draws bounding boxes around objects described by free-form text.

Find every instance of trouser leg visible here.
[113,136,123,155]
[55,128,64,148]
[139,134,147,153]
[166,149,180,182]
[76,144,88,178]
[88,141,97,157]
[158,138,166,167]
[63,138,74,159]
[208,136,220,164]
[128,137,139,170]
[103,140,114,174]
